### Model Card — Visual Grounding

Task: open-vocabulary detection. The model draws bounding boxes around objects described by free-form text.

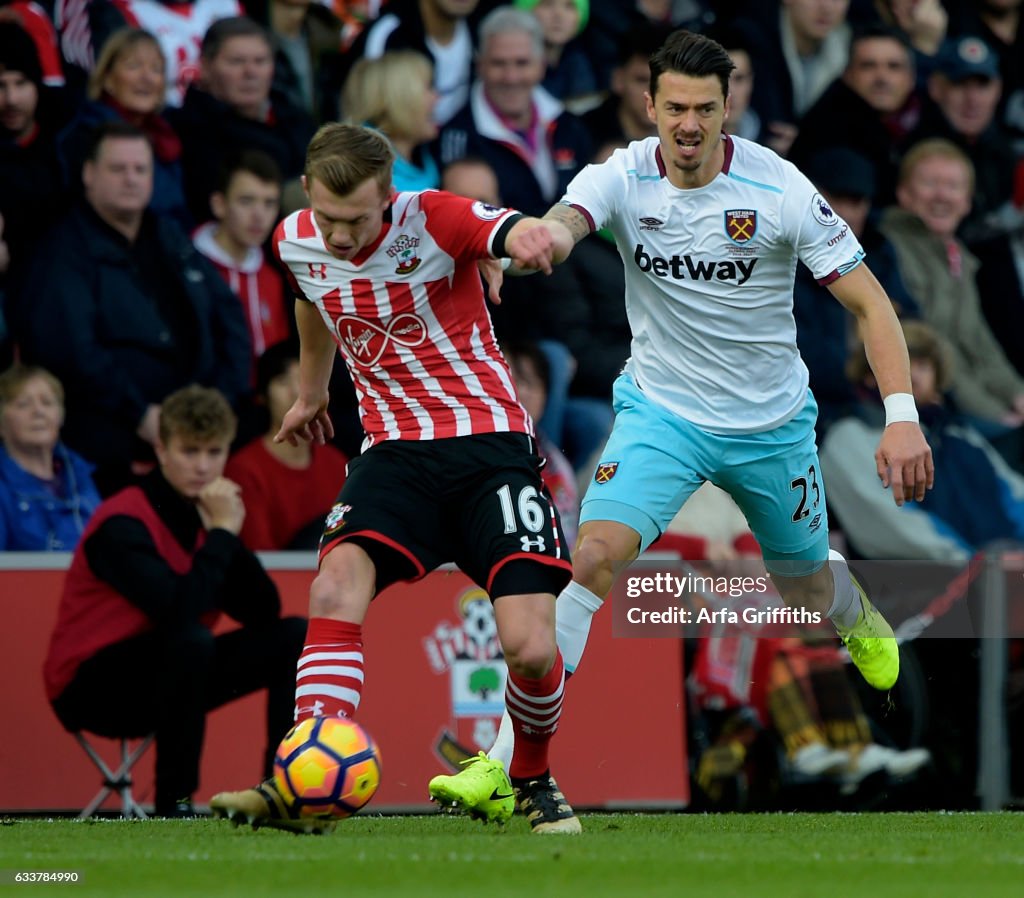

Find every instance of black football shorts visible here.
[318,432,573,599]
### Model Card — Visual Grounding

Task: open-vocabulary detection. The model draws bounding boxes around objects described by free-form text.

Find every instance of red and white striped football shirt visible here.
[274,190,533,448]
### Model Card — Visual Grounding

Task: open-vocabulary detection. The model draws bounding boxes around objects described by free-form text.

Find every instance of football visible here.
[273,717,382,820]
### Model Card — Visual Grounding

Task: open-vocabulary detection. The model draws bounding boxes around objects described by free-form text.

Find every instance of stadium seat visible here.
[73,733,154,819]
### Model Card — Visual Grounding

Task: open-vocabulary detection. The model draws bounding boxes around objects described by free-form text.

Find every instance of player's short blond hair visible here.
[305,123,394,200]
[158,385,236,445]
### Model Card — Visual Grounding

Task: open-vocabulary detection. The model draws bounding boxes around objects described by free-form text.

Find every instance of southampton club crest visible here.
[386,234,421,274]
[725,209,757,245]
[424,586,507,770]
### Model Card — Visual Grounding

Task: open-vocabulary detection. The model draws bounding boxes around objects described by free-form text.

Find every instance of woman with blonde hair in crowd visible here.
[0,364,101,551]
[342,50,439,192]
[56,27,189,225]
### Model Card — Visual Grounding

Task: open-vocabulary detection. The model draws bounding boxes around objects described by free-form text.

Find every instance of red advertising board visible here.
[0,558,688,812]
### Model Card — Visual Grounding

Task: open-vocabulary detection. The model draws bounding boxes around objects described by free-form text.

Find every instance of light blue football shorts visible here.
[579,373,830,577]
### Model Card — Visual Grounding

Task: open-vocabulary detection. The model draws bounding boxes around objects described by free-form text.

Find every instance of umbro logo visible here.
[638,216,664,230]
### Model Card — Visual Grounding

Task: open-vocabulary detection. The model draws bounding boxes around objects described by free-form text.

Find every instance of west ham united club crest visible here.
[724,209,757,245]
[594,462,619,484]
[387,234,421,274]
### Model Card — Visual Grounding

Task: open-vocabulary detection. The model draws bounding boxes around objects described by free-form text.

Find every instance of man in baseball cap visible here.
[934,35,1000,84]
[918,34,1012,241]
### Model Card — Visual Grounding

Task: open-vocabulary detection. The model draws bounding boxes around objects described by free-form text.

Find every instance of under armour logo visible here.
[520,535,546,552]
[308,262,328,279]
[294,699,325,721]
[335,313,427,367]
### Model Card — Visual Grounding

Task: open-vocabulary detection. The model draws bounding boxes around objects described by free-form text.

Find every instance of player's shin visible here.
[293,618,364,722]
[555,580,605,673]
[825,549,861,628]
[506,651,564,779]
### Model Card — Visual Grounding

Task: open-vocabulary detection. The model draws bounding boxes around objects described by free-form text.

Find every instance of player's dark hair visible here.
[217,148,283,195]
[159,384,237,445]
[305,122,394,199]
[84,119,149,163]
[649,30,735,101]
[201,16,271,61]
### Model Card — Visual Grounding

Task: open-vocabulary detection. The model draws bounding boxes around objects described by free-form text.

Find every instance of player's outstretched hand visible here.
[477,258,505,305]
[275,396,334,446]
[507,223,555,274]
[875,422,934,506]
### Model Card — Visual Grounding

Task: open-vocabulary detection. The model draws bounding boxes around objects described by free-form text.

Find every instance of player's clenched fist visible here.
[506,222,556,274]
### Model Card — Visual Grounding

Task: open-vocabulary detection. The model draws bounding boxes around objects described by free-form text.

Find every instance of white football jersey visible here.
[562,134,865,433]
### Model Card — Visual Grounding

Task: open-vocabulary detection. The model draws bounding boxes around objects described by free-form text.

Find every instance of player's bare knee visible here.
[572,534,623,593]
[308,546,375,620]
[503,631,556,679]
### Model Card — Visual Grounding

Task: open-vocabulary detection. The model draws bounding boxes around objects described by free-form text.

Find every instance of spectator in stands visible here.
[0,363,101,551]
[513,0,598,106]
[879,138,1024,436]
[0,19,67,316]
[166,16,314,224]
[263,0,345,123]
[789,24,932,207]
[582,0,715,87]
[821,319,1024,561]
[581,21,665,152]
[0,1,65,88]
[438,5,591,217]
[850,0,947,81]
[794,147,919,433]
[441,155,502,205]
[907,35,1018,243]
[712,22,764,145]
[741,0,853,159]
[226,342,348,551]
[56,28,189,227]
[18,121,251,496]
[945,0,1024,152]
[53,0,244,106]
[342,50,440,191]
[193,149,291,374]
[502,340,579,546]
[343,0,483,127]
[43,384,306,818]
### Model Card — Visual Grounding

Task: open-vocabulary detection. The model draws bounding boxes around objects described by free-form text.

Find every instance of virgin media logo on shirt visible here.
[334,313,427,367]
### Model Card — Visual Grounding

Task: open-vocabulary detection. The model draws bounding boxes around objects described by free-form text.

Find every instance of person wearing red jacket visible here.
[44,385,305,817]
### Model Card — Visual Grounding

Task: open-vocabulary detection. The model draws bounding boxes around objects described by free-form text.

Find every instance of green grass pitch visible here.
[2,812,1022,898]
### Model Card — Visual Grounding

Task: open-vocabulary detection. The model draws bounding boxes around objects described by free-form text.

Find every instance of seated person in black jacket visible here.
[44,385,306,818]
[18,120,252,496]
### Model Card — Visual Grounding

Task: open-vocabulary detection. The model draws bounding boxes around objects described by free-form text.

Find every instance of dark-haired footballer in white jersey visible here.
[480,29,935,774]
